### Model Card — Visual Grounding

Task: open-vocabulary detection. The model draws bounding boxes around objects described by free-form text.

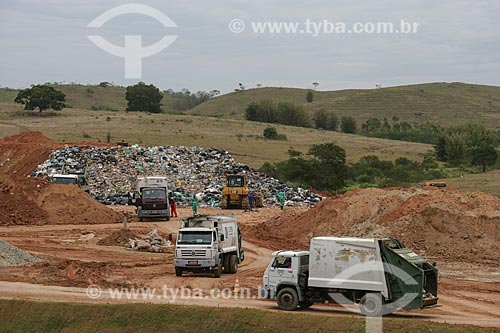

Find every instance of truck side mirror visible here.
[220,234,224,241]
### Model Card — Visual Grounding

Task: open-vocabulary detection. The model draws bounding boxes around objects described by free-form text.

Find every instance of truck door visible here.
[268,256,296,286]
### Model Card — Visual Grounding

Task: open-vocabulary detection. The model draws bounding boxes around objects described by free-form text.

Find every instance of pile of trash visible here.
[0,239,41,266]
[127,229,171,253]
[32,145,322,207]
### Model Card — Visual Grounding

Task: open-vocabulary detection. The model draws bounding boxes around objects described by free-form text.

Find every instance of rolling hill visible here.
[3,82,500,128]
[188,82,500,127]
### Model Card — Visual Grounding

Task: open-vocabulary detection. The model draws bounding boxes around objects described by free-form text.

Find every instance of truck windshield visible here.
[228,176,243,187]
[178,231,212,245]
[52,177,78,185]
[142,188,166,199]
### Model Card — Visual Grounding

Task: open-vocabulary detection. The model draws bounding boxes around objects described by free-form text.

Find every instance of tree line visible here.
[261,142,445,193]
[245,100,358,133]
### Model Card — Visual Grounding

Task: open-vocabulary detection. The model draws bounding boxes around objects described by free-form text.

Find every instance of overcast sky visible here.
[1,0,499,93]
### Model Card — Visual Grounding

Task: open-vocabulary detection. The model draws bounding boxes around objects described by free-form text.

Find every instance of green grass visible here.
[0,299,494,333]
[189,82,500,127]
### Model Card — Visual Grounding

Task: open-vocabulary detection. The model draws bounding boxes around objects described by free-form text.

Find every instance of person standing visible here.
[248,191,254,211]
[170,197,178,218]
[191,194,199,216]
[278,190,286,210]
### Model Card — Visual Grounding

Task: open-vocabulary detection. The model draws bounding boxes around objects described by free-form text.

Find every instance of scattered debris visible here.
[127,229,172,253]
[33,145,323,207]
[0,239,41,267]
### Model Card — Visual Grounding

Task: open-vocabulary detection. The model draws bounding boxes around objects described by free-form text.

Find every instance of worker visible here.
[278,190,286,210]
[169,197,178,218]
[191,194,198,216]
[248,191,254,211]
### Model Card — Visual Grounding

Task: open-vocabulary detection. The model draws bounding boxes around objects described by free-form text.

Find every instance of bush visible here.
[263,126,287,140]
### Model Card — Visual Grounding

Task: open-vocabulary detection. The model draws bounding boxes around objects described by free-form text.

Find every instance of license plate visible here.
[152,210,158,214]
[188,260,198,265]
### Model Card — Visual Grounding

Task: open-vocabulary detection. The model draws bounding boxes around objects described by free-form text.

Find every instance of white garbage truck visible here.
[174,215,245,278]
[260,237,438,316]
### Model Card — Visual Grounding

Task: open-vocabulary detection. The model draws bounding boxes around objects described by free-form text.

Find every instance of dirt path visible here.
[0,280,499,328]
[0,207,499,328]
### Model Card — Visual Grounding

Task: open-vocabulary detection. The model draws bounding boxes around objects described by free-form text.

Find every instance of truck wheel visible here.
[223,255,230,273]
[298,300,313,309]
[213,262,222,278]
[359,293,384,317]
[277,287,299,311]
[175,267,182,277]
[229,254,238,274]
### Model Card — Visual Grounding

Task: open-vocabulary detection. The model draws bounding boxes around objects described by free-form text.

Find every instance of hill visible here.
[0,84,180,112]
[188,82,500,127]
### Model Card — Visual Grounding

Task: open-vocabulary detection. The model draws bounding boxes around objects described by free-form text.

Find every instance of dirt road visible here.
[0,207,499,328]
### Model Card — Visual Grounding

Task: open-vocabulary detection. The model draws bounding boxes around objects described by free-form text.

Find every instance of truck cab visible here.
[261,251,310,303]
[130,176,169,221]
[174,215,244,278]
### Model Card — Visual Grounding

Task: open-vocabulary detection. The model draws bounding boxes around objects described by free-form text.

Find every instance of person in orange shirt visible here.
[169,197,178,218]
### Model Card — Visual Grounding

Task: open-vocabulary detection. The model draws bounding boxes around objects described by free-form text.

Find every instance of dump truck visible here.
[174,215,244,278]
[129,176,170,221]
[260,237,438,316]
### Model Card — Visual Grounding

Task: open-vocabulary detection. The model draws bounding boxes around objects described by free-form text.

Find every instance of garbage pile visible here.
[0,239,41,267]
[32,145,323,207]
[127,229,171,253]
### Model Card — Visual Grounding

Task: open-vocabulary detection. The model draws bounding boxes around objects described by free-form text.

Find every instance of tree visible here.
[340,116,357,133]
[312,82,319,90]
[306,90,314,103]
[15,84,66,113]
[245,102,258,121]
[362,118,382,133]
[125,82,163,113]
[434,136,447,161]
[445,132,466,166]
[277,102,309,127]
[313,109,329,130]
[471,145,498,172]
[308,143,347,191]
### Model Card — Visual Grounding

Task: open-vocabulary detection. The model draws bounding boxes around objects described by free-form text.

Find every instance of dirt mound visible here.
[0,131,56,178]
[0,132,121,225]
[98,229,140,246]
[250,187,500,264]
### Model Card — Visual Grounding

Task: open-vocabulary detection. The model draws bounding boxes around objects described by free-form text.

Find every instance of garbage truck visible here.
[174,215,244,278]
[51,174,91,193]
[260,237,438,316]
[129,176,170,221]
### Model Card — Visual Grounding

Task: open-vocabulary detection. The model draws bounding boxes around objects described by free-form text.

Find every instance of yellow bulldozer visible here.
[220,174,263,209]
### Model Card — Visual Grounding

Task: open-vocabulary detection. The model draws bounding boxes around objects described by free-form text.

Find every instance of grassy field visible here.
[4,82,500,128]
[0,299,494,333]
[189,82,500,127]
[0,106,432,168]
